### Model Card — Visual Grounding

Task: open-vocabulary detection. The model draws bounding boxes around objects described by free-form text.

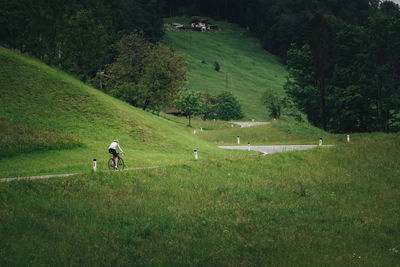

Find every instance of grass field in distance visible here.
[162,17,287,121]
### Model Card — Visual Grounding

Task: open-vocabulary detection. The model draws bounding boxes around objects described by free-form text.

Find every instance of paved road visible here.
[232,122,269,128]
[219,145,333,154]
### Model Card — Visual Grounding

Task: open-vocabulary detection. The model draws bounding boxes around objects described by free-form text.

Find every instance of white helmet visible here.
[114,139,118,143]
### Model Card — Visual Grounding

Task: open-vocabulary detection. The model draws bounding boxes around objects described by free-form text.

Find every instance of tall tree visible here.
[331,23,373,132]
[305,13,335,130]
[62,7,113,78]
[366,12,400,131]
[139,42,187,111]
[106,33,186,111]
[285,43,320,125]
[175,89,204,126]
[262,89,283,119]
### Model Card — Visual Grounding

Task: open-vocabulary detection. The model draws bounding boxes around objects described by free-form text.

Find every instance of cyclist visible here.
[108,139,124,169]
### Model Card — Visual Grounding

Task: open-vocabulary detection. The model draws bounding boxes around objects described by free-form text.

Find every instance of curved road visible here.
[219,145,333,154]
[232,122,269,128]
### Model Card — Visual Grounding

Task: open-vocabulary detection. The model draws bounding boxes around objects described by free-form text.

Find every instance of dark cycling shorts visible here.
[109,148,117,157]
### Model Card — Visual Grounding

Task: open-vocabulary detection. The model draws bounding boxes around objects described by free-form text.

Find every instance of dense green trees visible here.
[215,92,244,121]
[163,0,375,57]
[106,33,186,112]
[3,0,400,131]
[163,0,400,131]
[286,9,400,132]
[1,0,164,79]
[176,90,244,124]
[262,89,283,119]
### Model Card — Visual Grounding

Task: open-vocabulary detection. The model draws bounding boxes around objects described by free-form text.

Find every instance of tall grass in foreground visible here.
[1,134,399,266]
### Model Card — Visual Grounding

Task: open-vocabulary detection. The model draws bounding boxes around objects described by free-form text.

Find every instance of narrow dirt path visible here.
[0,166,160,183]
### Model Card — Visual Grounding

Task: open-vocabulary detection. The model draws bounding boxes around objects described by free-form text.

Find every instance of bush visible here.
[262,89,282,119]
[215,92,244,120]
[214,61,220,72]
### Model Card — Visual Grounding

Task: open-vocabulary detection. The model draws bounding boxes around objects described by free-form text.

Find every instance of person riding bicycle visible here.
[108,139,124,169]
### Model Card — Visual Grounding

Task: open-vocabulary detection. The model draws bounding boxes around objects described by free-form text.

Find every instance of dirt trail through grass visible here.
[0,166,160,182]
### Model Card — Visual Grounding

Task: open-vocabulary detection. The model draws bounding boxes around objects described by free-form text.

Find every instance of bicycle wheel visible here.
[117,157,124,170]
[108,158,115,170]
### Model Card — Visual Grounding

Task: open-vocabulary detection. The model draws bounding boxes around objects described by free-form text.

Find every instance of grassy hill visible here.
[162,17,287,121]
[0,47,235,178]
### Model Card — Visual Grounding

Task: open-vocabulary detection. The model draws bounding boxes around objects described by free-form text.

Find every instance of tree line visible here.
[285,10,400,133]
[2,0,399,131]
[163,0,381,58]
[0,0,164,80]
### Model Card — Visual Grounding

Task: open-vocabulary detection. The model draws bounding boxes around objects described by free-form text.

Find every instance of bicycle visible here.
[108,152,125,171]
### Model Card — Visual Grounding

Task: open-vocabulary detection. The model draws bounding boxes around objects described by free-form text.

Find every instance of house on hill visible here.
[191,18,209,32]
[190,17,218,32]
[170,18,218,32]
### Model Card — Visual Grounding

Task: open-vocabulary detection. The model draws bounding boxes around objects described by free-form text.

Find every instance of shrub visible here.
[215,92,244,120]
[214,61,220,72]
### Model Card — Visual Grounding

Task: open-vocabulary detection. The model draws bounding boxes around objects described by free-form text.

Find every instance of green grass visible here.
[0,117,82,157]
[0,47,233,178]
[1,46,399,266]
[162,17,288,121]
[1,134,399,266]
[159,111,334,145]
[199,119,337,145]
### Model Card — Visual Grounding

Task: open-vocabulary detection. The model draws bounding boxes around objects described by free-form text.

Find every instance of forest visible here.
[1,0,399,132]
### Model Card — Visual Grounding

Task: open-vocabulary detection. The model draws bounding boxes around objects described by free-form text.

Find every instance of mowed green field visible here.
[1,47,400,265]
[162,17,287,121]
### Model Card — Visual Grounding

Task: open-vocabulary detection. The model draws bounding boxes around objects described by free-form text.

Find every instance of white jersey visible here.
[108,142,124,153]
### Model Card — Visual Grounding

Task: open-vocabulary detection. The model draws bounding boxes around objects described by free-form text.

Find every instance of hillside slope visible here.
[162,17,288,120]
[0,47,232,178]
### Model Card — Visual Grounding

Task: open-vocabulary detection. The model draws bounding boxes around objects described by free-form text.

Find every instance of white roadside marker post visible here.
[347,135,350,143]
[319,137,323,146]
[237,136,240,144]
[93,159,97,171]
[248,142,250,151]
[194,150,198,160]
[194,129,196,134]
[201,127,203,132]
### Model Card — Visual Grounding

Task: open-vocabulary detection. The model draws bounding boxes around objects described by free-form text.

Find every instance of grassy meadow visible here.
[1,43,400,265]
[162,17,287,121]
[1,133,399,266]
